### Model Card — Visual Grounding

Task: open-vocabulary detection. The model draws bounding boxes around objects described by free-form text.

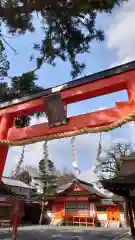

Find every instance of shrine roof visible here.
[100,171,135,198]
[102,172,135,186]
[57,178,106,198]
[101,154,135,189]
[1,60,135,108]
[57,183,72,193]
[78,181,106,197]
[2,176,35,190]
[0,181,13,195]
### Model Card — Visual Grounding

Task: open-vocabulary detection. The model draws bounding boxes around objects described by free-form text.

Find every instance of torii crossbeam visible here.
[1,60,135,181]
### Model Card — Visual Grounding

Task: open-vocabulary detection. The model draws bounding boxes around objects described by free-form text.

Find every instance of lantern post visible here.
[6,196,25,240]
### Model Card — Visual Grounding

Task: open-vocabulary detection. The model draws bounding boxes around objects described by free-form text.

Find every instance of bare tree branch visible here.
[98,142,133,179]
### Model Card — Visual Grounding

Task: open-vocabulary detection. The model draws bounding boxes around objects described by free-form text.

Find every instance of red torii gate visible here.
[0,61,135,181]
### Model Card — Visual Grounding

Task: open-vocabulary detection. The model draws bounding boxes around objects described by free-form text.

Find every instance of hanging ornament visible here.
[96,133,107,163]
[96,133,102,161]
[97,151,107,163]
[72,161,78,169]
[12,145,25,177]
[92,165,98,174]
[42,141,54,175]
[71,137,80,176]
[98,172,105,179]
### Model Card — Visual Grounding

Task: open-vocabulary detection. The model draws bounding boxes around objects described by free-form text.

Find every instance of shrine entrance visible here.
[0,61,135,179]
[0,61,135,180]
[0,60,135,236]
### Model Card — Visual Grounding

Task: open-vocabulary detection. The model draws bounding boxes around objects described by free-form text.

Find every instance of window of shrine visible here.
[65,202,88,212]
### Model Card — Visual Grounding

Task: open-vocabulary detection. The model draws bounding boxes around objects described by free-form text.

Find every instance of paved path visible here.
[0,226,127,240]
[122,233,135,239]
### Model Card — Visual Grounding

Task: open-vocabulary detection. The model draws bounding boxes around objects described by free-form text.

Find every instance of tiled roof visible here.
[111,194,124,202]
[79,181,106,198]
[57,179,106,198]
[57,179,123,201]
[2,177,35,189]
[57,183,72,192]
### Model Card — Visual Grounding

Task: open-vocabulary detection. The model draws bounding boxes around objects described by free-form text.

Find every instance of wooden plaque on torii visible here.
[0,61,135,181]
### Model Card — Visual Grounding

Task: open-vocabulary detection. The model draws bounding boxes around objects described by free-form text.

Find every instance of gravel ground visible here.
[0,225,128,240]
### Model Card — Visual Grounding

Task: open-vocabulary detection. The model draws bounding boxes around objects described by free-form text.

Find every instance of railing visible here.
[52,211,96,227]
[65,211,90,217]
[65,215,95,227]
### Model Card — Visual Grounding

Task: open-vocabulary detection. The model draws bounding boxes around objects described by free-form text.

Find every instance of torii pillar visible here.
[0,114,14,182]
[0,61,135,184]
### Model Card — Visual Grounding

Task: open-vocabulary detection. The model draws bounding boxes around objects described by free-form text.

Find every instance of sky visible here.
[3,0,135,183]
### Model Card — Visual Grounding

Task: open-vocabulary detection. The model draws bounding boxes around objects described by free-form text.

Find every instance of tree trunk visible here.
[39,199,45,225]
[124,198,129,227]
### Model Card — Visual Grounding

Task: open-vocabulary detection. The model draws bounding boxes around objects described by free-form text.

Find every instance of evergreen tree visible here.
[0,1,128,127]
[37,141,57,225]
[0,40,9,80]
[16,170,32,185]
[0,0,128,78]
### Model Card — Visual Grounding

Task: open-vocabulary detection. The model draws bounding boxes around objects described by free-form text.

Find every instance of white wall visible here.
[120,213,124,222]
[90,203,96,217]
[97,213,108,221]
[9,186,31,198]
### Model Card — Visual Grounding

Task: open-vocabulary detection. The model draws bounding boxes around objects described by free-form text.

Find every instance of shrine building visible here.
[50,179,124,227]
[101,153,135,236]
[0,177,40,226]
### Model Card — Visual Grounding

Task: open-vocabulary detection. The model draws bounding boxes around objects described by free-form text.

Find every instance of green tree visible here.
[0,39,10,101]
[0,40,43,127]
[0,1,128,127]
[16,170,32,185]
[97,142,133,227]
[37,141,57,225]
[0,40,9,79]
[0,0,128,78]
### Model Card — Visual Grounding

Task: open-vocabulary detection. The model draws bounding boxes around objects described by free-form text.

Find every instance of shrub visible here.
[95,221,101,227]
